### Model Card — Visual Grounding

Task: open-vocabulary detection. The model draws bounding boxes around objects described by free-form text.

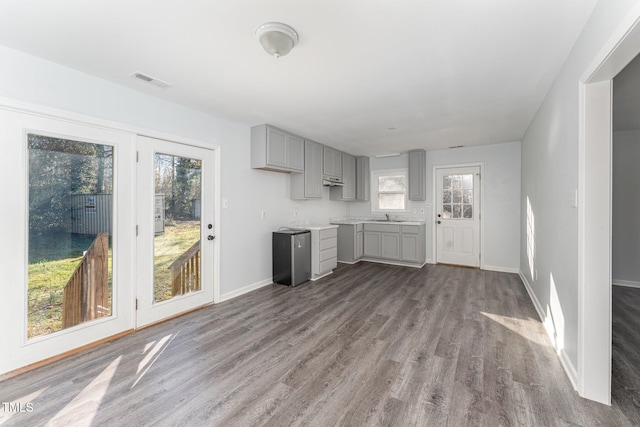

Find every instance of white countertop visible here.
[330,217,426,226]
[302,224,339,231]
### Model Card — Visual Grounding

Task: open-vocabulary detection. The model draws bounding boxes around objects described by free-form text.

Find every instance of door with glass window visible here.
[435,166,481,267]
[136,136,215,327]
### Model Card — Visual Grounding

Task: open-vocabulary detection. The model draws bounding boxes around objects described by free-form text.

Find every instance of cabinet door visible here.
[364,232,381,257]
[323,146,342,178]
[304,140,323,198]
[266,128,288,168]
[342,154,356,200]
[381,233,400,260]
[401,234,419,262]
[408,149,426,201]
[288,135,304,172]
[356,231,364,259]
[356,156,370,201]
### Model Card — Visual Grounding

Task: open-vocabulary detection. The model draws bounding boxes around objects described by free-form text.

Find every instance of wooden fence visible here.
[169,240,201,296]
[62,233,110,328]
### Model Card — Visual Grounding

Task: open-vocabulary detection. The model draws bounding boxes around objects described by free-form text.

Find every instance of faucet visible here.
[385,213,390,221]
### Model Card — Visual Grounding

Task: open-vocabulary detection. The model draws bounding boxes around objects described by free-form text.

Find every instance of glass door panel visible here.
[27,133,113,338]
[136,136,215,328]
[153,153,202,303]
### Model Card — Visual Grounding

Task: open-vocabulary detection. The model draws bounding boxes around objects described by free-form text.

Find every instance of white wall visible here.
[520,0,640,378]
[349,142,521,272]
[0,44,348,300]
[612,130,640,285]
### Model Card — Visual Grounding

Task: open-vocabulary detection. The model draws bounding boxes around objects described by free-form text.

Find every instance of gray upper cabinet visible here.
[356,156,370,201]
[330,153,356,201]
[323,146,342,179]
[408,149,426,201]
[291,140,323,199]
[251,124,304,173]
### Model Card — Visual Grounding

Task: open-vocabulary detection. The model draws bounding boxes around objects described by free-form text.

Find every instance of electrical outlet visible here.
[222,199,229,208]
[261,210,267,220]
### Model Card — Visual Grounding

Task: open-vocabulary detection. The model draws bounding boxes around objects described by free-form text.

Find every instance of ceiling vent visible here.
[130,72,172,89]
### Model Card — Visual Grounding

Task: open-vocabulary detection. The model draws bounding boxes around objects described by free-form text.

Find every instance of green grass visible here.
[27,221,200,337]
[154,220,201,302]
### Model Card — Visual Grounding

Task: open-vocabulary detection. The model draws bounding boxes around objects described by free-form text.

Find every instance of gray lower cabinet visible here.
[251,124,304,173]
[291,140,323,199]
[310,227,338,280]
[336,223,364,263]
[363,223,426,265]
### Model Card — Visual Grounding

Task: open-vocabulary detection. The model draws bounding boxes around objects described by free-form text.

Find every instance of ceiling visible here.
[0,0,598,156]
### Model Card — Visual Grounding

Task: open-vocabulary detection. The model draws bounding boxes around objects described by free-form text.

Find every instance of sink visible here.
[372,219,405,223]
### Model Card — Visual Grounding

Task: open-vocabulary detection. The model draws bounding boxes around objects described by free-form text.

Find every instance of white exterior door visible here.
[436,166,481,267]
[136,136,216,327]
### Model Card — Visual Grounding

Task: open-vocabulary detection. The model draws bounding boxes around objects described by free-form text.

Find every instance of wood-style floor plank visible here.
[0,263,638,426]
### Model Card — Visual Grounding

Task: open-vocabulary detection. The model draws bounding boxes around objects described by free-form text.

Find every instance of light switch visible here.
[571,190,578,208]
[222,199,229,208]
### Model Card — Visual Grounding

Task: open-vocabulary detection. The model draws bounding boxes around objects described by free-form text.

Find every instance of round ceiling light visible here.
[255,22,299,58]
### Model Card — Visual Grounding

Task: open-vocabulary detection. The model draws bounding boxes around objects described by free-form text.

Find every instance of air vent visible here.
[130,72,172,89]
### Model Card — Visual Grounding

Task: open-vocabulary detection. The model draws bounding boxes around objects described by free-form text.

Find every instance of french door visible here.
[136,136,216,327]
[435,166,481,267]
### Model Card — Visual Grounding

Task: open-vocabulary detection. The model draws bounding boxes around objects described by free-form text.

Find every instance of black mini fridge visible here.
[272,229,311,286]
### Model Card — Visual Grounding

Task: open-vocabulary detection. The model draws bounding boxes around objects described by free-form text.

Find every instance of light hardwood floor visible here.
[1,263,638,426]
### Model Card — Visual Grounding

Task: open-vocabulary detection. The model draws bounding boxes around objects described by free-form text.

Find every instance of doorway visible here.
[579,8,640,405]
[434,165,482,267]
[136,136,216,328]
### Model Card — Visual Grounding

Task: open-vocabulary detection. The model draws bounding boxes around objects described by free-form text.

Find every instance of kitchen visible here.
[253,123,520,287]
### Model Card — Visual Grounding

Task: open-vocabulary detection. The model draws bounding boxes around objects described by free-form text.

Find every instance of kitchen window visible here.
[371,169,409,212]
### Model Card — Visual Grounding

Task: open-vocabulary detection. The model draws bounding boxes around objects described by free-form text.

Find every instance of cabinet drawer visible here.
[320,247,337,261]
[364,223,400,233]
[320,236,337,251]
[402,225,419,234]
[320,257,337,273]
[319,227,337,239]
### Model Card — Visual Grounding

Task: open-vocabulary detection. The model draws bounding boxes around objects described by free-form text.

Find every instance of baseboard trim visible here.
[519,271,578,391]
[612,279,640,289]
[359,258,426,269]
[483,265,519,274]
[311,271,334,281]
[220,278,273,302]
[0,329,135,381]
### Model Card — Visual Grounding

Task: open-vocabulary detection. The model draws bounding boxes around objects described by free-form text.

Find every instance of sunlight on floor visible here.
[0,387,48,424]
[46,356,121,427]
[480,311,549,346]
[132,332,178,389]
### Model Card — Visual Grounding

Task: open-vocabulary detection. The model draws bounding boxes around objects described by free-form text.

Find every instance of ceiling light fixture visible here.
[255,22,299,58]
[375,153,401,158]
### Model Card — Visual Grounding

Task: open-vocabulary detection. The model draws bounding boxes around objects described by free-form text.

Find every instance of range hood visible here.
[322,176,344,187]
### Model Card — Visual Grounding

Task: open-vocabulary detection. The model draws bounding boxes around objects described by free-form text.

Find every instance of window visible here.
[441,173,473,219]
[372,169,409,212]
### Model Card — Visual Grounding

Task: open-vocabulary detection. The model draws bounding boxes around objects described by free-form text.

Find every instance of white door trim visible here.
[432,162,484,269]
[578,4,640,405]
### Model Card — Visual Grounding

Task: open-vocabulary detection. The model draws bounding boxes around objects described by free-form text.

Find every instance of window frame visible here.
[370,168,410,213]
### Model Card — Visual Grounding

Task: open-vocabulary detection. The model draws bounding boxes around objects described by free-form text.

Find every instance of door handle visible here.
[437,221,441,224]
[207,235,215,241]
